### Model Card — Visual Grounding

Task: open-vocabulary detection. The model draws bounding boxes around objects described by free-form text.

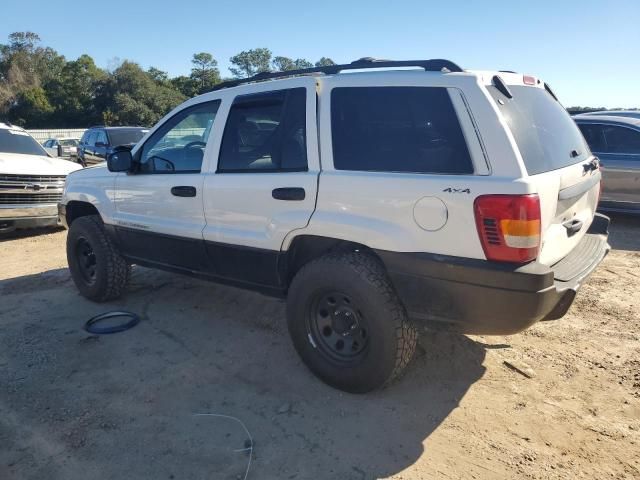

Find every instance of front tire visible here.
[286,252,417,393]
[67,215,130,302]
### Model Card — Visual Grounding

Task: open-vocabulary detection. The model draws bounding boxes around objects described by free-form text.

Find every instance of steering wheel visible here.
[184,141,206,149]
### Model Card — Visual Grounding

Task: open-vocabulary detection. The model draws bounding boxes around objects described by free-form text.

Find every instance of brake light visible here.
[523,75,536,85]
[474,194,541,263]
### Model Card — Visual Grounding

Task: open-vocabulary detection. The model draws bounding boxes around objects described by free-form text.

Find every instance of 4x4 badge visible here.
[443,187,471,194]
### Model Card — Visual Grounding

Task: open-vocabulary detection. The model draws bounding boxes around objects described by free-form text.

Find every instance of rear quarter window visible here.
[331,87,473,174]
[488,85,591,175]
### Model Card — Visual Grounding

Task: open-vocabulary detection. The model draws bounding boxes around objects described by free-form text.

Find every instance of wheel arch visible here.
[65,200,101,226]
[281,234,385,287]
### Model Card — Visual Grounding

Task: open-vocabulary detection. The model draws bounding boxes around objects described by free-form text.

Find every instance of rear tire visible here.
[286,251,417,393]
[67,215,130,302]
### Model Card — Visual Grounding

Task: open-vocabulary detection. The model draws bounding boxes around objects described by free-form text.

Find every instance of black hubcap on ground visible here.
[308,291,369,363]
[75,236,97,284]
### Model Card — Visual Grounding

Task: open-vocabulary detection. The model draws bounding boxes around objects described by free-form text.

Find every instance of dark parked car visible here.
[77,126,148,166]
[574,114,640,213]
[580,110,640,120]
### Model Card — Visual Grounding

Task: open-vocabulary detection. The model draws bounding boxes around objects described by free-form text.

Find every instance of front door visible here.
[113,100,222,270]
[202,79,319,288]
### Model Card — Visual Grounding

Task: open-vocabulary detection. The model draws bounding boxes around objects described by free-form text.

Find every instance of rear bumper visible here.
[377,214,611,335]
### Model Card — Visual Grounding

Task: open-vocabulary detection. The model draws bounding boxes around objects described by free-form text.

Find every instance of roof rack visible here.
[210,57,463,92]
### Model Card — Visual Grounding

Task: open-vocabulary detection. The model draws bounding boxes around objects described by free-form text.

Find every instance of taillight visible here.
[474,194,541,263]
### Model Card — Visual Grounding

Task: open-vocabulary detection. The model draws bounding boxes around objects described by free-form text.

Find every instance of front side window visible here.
[603,126,640,155]
[218,88,307,172]
[577,124,606,153]
[139,101,220,173]
[331,87,473,174]
[85,131,97,147]
[95,130,108,146]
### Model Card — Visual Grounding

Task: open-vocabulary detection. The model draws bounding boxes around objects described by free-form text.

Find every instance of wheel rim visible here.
[307,291,370,364]
[75,236,97,285]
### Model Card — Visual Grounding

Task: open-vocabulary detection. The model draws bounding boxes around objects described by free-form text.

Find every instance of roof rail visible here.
[210,57,463,92]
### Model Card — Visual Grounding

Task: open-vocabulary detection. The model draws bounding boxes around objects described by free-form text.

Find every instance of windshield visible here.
[108,129,148,146]
[59,139,78,146]
[0,129,48,156]
[488,85,591,175]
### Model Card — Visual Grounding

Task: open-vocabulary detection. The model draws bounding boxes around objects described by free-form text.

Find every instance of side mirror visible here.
[95,141,107,148]
[107,149,133,172]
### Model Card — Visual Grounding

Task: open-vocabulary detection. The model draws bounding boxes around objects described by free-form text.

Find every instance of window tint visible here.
[95,130,108,146]
[488,85,590,175]
[577,124,606,152]
[331,87,472,174]
[218,88,307,172]
[139,101,220,173]
[108,129,148,147]
[0,129,48,156]
[85,131,97,146]
[603,125,640,154]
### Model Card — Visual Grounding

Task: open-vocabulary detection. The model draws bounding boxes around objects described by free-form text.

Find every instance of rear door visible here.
[487,83,600,266]
[202,79,319,287]
[579,122,640,206]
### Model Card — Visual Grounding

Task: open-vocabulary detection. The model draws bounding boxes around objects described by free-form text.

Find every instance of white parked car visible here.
[59,58,610,392]
[0,123,81,232]
[42,137,80,158]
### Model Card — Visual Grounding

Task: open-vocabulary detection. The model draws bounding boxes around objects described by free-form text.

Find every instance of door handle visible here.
[171,186,197,197]
[562,219,583,237]
[272,187,305,201]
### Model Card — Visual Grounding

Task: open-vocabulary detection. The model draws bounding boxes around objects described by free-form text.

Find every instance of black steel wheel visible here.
[74,236,97,285]
[67,215,130,302]
[287,251,417,393]
[307,291,369,364]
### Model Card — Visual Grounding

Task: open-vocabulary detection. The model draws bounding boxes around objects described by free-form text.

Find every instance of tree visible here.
[315,57,336,67]
[190,52,220,93]
[147,67,169,85]
[171,75,198,98]
[229,48,272,78]
[96,61,185,126]
[46,54,107,126]
[8,87,54,127]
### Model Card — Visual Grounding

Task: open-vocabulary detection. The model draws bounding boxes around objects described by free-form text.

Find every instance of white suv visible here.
[0,122,81,232]
[59,58,610,392]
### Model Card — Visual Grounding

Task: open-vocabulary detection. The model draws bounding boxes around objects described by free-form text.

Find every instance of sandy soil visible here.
[1,216,639,480]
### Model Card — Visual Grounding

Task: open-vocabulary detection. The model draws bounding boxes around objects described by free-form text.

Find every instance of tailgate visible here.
[529,163,601,265]
[486,79,598,265]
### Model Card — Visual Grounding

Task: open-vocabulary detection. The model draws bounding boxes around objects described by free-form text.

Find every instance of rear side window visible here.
[218,88,307,172]
[488,85,591,175]
[331,87,473,174]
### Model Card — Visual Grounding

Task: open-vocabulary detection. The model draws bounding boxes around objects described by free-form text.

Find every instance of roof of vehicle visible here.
[0,122,25,131]
[46,137,80,141]
[573,114,640,128]
[209,57,465,92]
[581,110,640,118]
[87,126,149,131]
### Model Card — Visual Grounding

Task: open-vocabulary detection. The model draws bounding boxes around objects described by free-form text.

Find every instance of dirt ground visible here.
[1,216,639,480]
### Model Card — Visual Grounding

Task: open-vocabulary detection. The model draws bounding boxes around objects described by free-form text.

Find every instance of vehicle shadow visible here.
[606,213,640,252]
[0,266,487,479]
[0,225,64,242]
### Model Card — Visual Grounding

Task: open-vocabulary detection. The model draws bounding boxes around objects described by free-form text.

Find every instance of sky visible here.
[2,0,639,108]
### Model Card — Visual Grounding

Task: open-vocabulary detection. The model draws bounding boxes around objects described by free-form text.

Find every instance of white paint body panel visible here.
[60,68,599,269]
[201,77,320,249]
